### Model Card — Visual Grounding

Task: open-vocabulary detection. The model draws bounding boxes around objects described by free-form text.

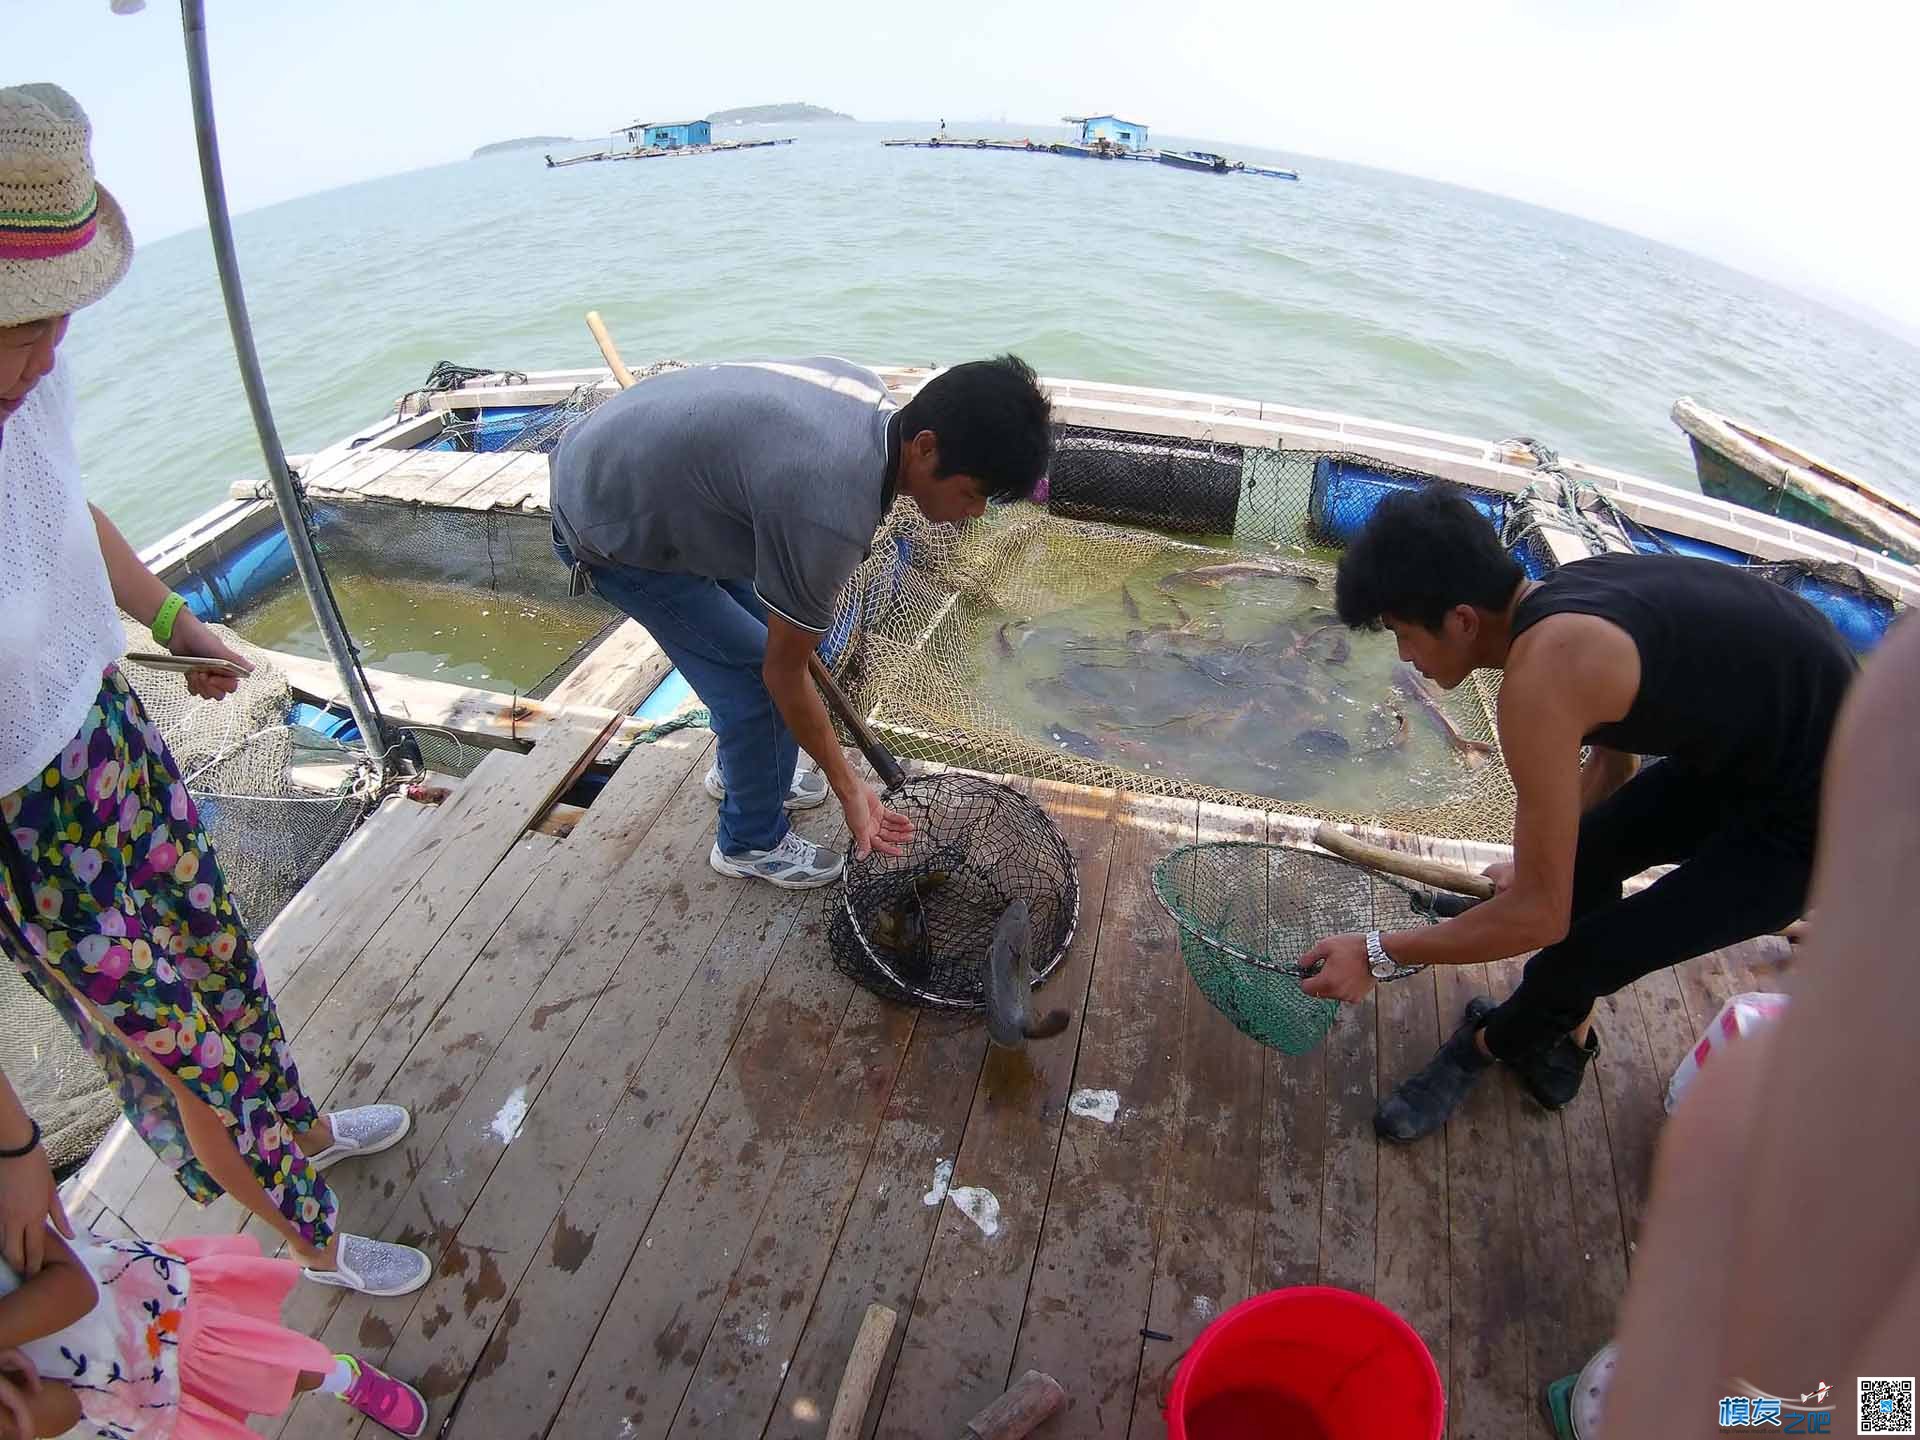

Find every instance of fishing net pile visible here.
[2,620,378,1175]
[824,432,1518,845]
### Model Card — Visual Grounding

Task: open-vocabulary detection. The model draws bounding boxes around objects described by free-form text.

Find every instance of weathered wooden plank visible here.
[1317,986,1379,1297]
[1009,791,1197,1440]
[542,619,674,717]
[1125,801,1267,1440]
[274,709,618,1053]
[666,985,918,1438]
[763,1009,986,1439]
[1434,960,1530,1440]
[273,830,558,1142]
[304,444,415,496]
[359,452,486,504]
[871,782,1123,1437]
[269,741,730,1437]
[421,450,519,507]
[551,895,861,1438]
[1558,1037,1632,1370]
[1630,970,1696,1101]
[1372,960,1452,1418]
[1493,956,1587,1417]
[405,880,809,1438]
[1586,980,1668,1253]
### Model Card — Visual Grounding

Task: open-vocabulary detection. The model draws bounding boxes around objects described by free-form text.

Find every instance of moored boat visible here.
[1158,149,1232,173]
[1672,396,1920,564]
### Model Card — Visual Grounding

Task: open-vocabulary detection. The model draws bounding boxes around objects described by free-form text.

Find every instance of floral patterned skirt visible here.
[0,668,336,1245]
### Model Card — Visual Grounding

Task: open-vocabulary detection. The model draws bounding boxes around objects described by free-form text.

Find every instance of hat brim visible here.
[0,180,134,329]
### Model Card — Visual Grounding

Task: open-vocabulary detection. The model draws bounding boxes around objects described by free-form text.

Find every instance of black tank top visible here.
[1510,553,1856,810]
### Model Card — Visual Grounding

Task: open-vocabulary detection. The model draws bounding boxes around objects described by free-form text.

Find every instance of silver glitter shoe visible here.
[304,1103,411,1171]
[302,1233,432,1297]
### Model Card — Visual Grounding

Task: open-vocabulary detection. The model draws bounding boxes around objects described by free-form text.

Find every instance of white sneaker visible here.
[301,1233,433,1297]
[303,1103,411,1171]
[705,761,831,811]
[709,831,845,889]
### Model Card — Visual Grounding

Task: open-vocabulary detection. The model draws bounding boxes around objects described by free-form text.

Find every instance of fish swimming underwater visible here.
[984,899,1070,1048]
[1158,560,1321,590]
[1395,664,1498,769]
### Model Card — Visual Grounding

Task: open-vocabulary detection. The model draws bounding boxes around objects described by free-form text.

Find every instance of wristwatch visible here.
[1364,930,1398,981]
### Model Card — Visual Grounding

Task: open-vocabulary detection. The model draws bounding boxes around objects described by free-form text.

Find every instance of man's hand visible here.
[1482,861,1515,894]
[838,776,913,860]
[1298,932,1374,1003]
[0,1144,71,1277]
[168,612,253,701]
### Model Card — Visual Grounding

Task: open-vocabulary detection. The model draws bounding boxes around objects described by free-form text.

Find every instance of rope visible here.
[394,360,531,419]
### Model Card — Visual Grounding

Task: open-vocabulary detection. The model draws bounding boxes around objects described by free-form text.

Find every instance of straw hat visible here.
[0,83,133,328]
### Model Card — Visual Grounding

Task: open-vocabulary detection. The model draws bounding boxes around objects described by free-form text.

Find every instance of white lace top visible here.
[0,357,123,798]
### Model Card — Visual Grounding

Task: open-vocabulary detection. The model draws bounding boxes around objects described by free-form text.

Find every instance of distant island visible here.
[472,136,575,158]
[706,103,851,125]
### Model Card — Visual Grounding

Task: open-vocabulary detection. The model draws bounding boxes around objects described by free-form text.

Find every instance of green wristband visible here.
[151,592,188,648]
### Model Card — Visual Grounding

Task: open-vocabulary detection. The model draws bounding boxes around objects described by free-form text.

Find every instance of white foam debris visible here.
[950,1186,1002,1239]
[1069,1088,1121,1123]
[922,1157,954,1206]
[1192,1295,1218,1321]
[489,1086,528,1145]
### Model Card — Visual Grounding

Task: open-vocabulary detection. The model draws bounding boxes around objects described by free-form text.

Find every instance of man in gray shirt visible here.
[552,354,1052,888]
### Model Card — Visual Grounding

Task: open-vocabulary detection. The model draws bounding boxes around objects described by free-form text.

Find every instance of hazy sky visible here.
[9,0,1917,334]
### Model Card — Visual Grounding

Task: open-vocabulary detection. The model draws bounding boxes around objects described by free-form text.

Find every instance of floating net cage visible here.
[828,773,1078,1009]
[1152,841,1441,1054]
[824,430,1520,845]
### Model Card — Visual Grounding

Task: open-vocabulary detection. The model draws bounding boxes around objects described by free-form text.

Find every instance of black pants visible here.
[1480,761,1816,1062]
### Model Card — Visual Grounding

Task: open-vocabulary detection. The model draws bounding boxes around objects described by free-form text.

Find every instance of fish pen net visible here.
[1,620,380,1176]
[826,430,1518,845]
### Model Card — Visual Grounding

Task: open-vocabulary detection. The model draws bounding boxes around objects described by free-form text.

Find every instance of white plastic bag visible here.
[1664,992,1789,1114]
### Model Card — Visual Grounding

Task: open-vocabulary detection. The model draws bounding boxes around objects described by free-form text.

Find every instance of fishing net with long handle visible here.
[812,654,1080,1010]
[1152,828,1491,1055]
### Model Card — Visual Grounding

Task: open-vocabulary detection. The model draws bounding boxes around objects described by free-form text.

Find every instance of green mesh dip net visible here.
[1152,841,1441,1055]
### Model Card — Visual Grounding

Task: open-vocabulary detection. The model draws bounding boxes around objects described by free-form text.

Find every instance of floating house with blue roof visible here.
[1070,114,1149,150]
[618,119,713,150]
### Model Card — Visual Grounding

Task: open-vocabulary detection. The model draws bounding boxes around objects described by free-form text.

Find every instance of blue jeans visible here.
[555,532,796,856]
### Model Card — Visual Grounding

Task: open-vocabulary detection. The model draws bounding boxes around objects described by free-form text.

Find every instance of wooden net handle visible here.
[1312,822,1497,900]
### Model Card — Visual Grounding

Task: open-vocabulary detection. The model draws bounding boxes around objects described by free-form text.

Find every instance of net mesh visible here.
[828,434,1517,844]
[3,621,380,1176]
[828,774,1078,1009]
[1152,841,1440,1054]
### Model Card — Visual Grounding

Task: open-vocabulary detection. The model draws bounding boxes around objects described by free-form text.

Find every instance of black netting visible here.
[1047,425,1245,535]
[830,774,1077,1009]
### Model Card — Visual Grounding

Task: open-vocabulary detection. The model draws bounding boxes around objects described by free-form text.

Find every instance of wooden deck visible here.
[58,709,1786,1439]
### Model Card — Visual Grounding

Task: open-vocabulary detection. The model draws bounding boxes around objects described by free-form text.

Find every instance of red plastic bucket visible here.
[1166,1287,1445,1440]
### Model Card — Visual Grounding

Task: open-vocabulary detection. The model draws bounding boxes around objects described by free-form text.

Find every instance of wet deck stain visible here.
[358,1312,396,1348]
[530,991,594,1032]
[551,1209,595,1273]
[464,1250,507,1314]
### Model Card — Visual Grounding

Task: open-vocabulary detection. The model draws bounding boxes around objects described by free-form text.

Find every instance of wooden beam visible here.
[271,651,669,761]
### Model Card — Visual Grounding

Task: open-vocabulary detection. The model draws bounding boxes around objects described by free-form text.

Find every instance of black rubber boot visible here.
[1512,1026,1601,1110]
[1374,995,1497,1143]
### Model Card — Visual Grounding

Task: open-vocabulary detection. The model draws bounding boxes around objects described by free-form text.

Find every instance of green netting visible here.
[1152,841,1439,1054]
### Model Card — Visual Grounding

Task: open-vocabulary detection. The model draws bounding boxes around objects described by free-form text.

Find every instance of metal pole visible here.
[178,0,389,769]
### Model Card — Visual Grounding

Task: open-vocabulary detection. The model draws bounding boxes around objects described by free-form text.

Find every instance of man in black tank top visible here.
[1299,485,1856,1142]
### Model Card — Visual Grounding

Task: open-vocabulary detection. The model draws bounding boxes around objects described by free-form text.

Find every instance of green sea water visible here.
[61,120,1919,561]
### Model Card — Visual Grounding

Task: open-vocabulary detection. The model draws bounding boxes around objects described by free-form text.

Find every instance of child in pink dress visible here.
[0,1225,426,1438]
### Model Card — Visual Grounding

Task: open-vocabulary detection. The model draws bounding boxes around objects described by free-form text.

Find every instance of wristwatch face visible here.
[1366,933,1395,979]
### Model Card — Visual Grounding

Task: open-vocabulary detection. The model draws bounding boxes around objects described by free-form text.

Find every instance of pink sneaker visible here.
[339,1354,428,1438]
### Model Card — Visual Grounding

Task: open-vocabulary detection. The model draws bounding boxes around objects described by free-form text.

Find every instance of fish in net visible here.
[812,658,1079,1032]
